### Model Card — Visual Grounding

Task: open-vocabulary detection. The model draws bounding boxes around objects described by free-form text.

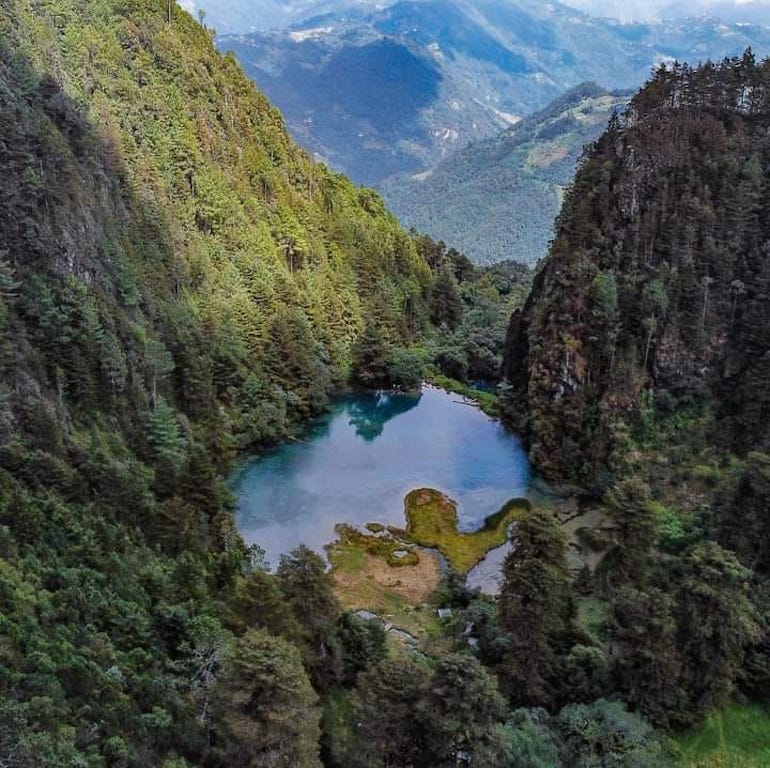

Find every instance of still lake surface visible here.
[231,385,530,568]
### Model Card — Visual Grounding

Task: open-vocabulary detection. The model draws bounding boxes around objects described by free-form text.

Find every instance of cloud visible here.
[561,0,770,23]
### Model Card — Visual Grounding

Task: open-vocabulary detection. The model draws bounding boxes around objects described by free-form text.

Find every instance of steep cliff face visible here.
[503,54,770,487]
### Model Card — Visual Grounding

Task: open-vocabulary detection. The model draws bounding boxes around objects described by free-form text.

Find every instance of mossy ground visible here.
[673,703,770,767]
[325,487,545,644]
[334,523,420,567]
[404,488,530,574]
[326,526,443,640]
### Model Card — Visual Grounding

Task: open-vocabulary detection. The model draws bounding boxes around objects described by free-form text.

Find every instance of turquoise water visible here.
[231,385,530,568]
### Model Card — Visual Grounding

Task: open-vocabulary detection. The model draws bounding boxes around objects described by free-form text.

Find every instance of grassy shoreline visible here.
[427,375,501,418]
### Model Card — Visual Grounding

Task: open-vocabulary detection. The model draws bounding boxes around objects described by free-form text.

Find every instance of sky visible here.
[179,0,770,28]
[561,0,770,23]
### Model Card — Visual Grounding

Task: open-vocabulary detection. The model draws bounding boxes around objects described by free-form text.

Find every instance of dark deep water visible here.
[231,385,530,568]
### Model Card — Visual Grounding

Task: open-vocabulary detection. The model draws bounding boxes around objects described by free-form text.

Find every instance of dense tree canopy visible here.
[503,53,770,487]
[1,1,769,763]
[498,508,571,708]
[0,0,436,763]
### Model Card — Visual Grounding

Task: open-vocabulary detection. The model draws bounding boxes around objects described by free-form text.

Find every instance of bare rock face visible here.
[502,55,770,488]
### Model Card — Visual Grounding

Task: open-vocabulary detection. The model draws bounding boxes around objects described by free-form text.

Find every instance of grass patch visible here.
[326,537,442,640]
[404,488,530,573]
[673,703,770,767]
[428,375,500,418]
[333,524,419,567]
[330,540,366,572]
[575,597,612,646]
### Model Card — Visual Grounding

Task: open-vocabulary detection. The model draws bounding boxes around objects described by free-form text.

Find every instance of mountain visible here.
[218,15,508,187]
[5,2,770,762]
[216,0,770,190]
[502,52,770,487]
[565,0,770,25]
[662,1,770,25]
[183,0,396,33]
[498,54,770,742]
[0,0,435,762]
[383,83,631,264]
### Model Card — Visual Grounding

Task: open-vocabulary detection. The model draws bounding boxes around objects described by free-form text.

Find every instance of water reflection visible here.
[346,390,422,441]
[232,385,530,568]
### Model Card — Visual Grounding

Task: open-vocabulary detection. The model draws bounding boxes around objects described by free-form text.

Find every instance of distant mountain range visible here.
[191,0,770,33]
[383,82,630,264]
[186,1,395,33]
[215,0,770,191]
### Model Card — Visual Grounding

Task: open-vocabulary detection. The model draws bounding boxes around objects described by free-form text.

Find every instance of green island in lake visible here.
[323,490,531,644]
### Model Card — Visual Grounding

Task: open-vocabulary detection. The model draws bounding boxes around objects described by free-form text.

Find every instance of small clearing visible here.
[327,527,442,640]
[674,703,770,766]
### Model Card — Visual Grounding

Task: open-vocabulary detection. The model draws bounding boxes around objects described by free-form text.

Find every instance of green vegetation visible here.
[1,1,769,764]
[350,322,425,391]
[386,83,631,264]
[327,52,770,768]
[346,236,532,398]
[415,237,532,389]
[503,54,770,489]
[498,507,572,708]
[325,530,442,641]
[674,703,770,767]
[332,524,420,567]
[494,53,770,765]
[429,375,500,417]
[211,628,322,768]
[0,0,439,763]
[404,489,529,573]
[574,597,612,647]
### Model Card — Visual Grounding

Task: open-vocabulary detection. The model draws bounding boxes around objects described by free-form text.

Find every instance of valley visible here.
[214,0,770,264]
[384,82,632,263]
[0,0,769,766]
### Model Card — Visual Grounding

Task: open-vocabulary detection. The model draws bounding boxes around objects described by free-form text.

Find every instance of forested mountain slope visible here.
[6,0,770,764]
[0,0,432,763]
[384,83,631,264]
[502,53,770,487]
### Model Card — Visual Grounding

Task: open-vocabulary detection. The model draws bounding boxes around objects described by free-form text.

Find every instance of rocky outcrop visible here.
[502,54,770,487]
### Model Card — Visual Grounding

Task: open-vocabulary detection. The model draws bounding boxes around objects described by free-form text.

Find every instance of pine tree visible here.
[430,266,463,331]
[603,478,657,587]
[212,629,322,768]
[718,452,770,573]
[348,658,430,768]
[420,654,507,767]
[146,397,187,470]
[498,508,571,708]
[611,586,686,726]
[351,321,392,388]
[676,542,759,715]
[276,545,341,691]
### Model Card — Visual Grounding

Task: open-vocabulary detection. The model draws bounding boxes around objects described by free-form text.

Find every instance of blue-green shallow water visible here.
[231,385,530,568]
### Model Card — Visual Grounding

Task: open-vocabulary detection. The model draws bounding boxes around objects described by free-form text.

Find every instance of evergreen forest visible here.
[0,1,769,766]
